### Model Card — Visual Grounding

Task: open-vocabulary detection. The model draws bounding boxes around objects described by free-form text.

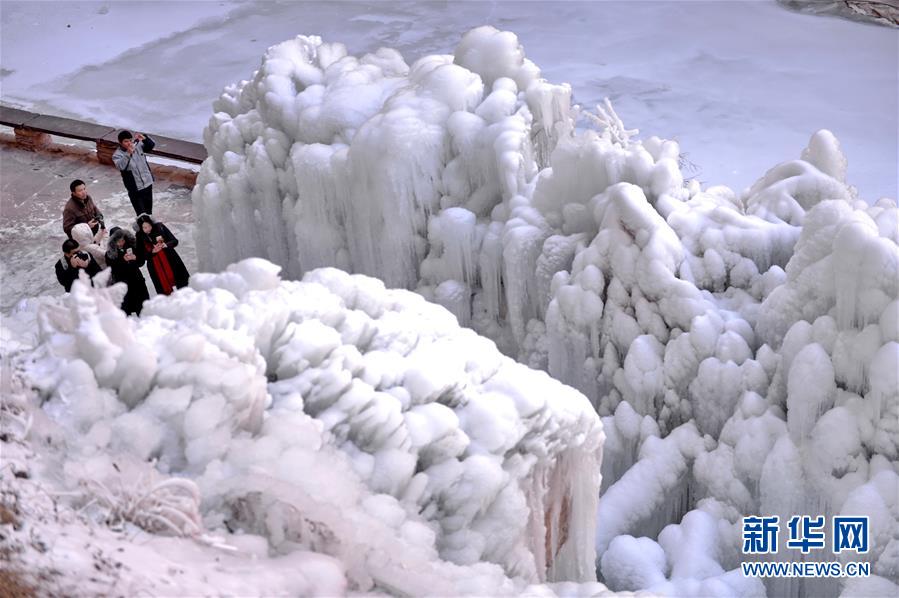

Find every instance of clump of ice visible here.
[188,25,898,596]
[20,259,604,593]
[192,26,571,324]
[11,24,895,596]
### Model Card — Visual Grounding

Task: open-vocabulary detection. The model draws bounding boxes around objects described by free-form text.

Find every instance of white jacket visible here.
[70,222,108,268]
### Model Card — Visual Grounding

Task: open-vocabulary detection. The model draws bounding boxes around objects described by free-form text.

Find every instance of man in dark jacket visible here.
[63,179,105,238]
[55,238,102,292]
[112,130,156,215]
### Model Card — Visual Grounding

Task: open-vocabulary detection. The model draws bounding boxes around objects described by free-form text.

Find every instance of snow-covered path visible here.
[0,137,196,313]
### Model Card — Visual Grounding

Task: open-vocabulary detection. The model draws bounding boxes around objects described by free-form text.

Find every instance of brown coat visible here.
[62,195,103,238]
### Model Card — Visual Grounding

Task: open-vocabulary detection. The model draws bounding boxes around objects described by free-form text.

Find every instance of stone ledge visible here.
[96,139,118,166]
[14,127,52,152]
[0,131,198,188]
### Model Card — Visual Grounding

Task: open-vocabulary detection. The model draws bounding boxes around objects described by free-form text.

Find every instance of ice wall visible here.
[22,259,603,592]
[191,26,898,595]
[194,27,566,292]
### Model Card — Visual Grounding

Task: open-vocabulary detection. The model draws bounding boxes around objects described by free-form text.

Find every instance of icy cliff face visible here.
[193,27,568,298]
[20,259,603,593]
[193,26,898,596]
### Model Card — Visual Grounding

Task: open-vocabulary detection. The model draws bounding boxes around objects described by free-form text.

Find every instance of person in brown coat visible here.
[63,179,105,238]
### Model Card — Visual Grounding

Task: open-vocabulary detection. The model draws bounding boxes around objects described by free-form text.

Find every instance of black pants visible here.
[128,185,153,216]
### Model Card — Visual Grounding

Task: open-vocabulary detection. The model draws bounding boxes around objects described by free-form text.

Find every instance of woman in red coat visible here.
[135,213,189,295]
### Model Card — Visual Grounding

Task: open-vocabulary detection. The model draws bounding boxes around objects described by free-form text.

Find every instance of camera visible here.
[75,251,89,262]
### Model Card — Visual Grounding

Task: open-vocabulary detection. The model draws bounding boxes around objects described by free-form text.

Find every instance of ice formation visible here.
[190,26,898,596]
[5,259,603,594]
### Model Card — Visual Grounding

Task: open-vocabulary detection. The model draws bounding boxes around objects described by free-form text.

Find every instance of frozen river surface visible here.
[0,1,895,200]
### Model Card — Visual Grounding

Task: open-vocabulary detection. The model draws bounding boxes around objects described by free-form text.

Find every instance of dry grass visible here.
[0,566,36,598]
[0,493,32,598]
[0,503,19,527]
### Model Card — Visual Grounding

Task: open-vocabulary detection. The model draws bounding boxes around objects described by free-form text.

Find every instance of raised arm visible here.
[140,135,156,153]
[112,150,131,171]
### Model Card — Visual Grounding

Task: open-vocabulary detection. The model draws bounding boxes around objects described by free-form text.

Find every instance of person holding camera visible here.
[113,130,156,215]
[70,222,109,268]
[63,179,105,238]
[135,213,189,296]
[106,226,149,315]
[55,238,102,292]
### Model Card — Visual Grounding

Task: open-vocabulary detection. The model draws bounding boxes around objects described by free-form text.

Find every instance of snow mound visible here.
[191,26,898,596]
[16,259,603,593]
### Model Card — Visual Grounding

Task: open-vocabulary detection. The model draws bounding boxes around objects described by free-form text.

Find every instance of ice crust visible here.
[17,260,603,594]
[190,26,898,596]
[5,25,897,597]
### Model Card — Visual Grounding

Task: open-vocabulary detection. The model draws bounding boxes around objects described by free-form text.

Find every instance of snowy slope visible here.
[191,27,899,596]
[1,259,604,594]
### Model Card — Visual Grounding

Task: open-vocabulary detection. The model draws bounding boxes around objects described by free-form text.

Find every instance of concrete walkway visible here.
[0,132,197,313]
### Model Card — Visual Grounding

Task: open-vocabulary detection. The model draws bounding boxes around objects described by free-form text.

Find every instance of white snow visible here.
[186,24,897,597]
[2,259,604,594]
[2,10,897,598]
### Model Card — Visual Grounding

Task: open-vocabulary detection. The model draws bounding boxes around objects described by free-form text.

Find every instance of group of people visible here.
[55,130,189,315]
